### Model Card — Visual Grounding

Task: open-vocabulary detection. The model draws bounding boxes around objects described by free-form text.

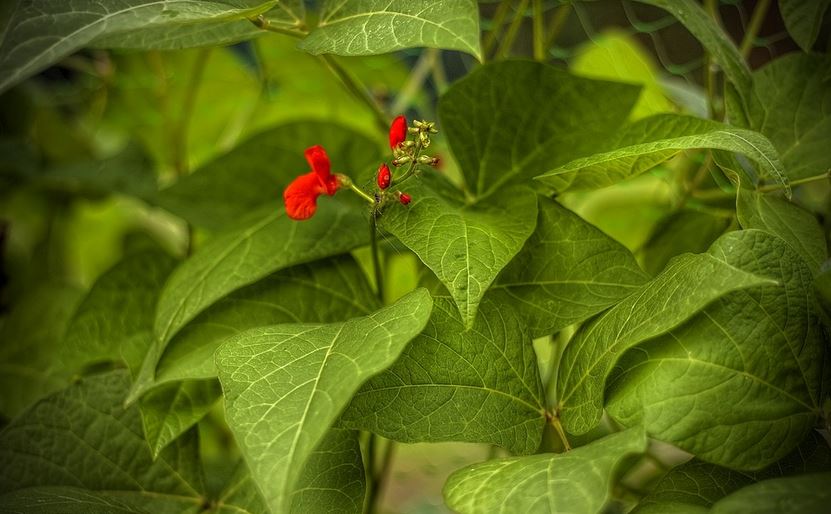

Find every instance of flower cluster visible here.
[282,115,438,221]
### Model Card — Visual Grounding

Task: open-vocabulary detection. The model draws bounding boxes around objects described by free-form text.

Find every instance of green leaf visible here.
[439,60,640,199]
[489,197,649,337]
[536,114,789,196]
[298,0,481,60]
[736,189,826,274]
[607,230,824,470]
[0,0,277,94]
[556,245,777,435]
[0,282,84,418]
[62,249,177,377]
[157,121,380,231]
[779,0,831,52]
[633,431,831,513]
[443,428,648,514]
[140,379,222,459]
[154,255,378,387]
[571,29,675,119]
[379,175,537,328]
[342,297,546,455]
[216,289,432,514]
[641,210,731,275]
[91,20,261,50]
[635,0,751,102]
[0,486,156,513]
[739,53,831,182]
[0,371,206,514]
[710,473,831,514]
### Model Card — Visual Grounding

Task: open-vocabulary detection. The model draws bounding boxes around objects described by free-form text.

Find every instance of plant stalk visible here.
[758,172,830,192]
[532,0,545,61]
[550,415,572,451]
[544,4,571,49]
[319,54,389,134]
[482,0,513,59]
[739,0,771,58]
[369,213,385,304]
[495,0,529,60]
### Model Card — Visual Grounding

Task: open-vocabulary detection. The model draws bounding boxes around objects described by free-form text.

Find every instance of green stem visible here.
[544,4,571,49]
[532,0,545,61]
[371,439,396,512]
[369,213,384,304]
[739,0,770,58]
[550,415,572,451]
[348,182,376,204]
[319,54,388,134]
[758,172,830,192]
[482,0,513,60]
[496,0,529,60]
[250,15,306,38]
[704,0,722,120]
[391,49,438,115]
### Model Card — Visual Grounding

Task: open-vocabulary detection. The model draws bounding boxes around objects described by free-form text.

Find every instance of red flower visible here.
[283,145,341,220]
[389,115,407,149]
[377,163,391,189]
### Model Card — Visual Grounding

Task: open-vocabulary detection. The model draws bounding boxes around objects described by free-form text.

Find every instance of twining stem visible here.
[703,0,722,120]
[544,4,571,49]
[319,54,389,134]
[482,0,513,59]
[758,172,830,192]
[369,213,384,304]
[496,0,529,60]
[532,0,545,61]
[739,0,771,58]
[550,415,572,451]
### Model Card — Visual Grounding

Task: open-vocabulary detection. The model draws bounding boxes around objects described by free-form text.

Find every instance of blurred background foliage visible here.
[0,1,827,512]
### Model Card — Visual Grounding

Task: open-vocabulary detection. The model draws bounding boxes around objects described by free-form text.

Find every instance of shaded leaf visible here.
[298,0,481,60]
[62,249,177,377]
[490,197,649,337]
[443,428,647,514]
[379,175,537,328]
[157,121,380,231]
[536,114,788,195]
[439,60,640,199]
[556,244,776,435]
[342,297,546,455]
[710,473,831,514]
[607,230,825,470]
[216,289,432,514]
[779,0,831,52]
[0,0,277,93]
[736,189,826,274]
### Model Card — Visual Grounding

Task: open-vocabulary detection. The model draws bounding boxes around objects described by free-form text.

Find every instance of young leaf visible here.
[607,230,825,470]
[0,0,277,94]
[216,289,433,514]
[153,255,378,387]
[0,371,206,513]
[157,121,380,231]
[635,0,751,102]
[556,245,776,435]
[139,379,222,459]
[341,297,546,455]
[0,282,84,418]
[62,249,177,377]
[443,428,648,514]
[379,175,537,328]
[536,114,789,195]
[709,473,831,514]
[778,0,831,52]
[298,0,481,60]
[733,53,831,182]
[489,197,649,337]
[439,60,640,199]
[736,189,826,274]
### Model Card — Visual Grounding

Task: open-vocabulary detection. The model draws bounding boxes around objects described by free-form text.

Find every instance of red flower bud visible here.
[389,115,407,149]
[283,145,341,220]
[377,163,391,189]
[399,192,412,205]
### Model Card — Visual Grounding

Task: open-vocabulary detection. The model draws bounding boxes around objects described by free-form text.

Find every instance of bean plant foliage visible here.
[0,1,830,513]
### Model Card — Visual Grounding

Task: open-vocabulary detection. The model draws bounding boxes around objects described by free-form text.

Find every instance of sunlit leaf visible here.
[216,289,432,514]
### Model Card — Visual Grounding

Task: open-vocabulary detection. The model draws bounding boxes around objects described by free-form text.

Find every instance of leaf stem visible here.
[482,0,513,60]
[757,171,829,192]
[369,212,384,304]
[739,0,770,58]
[250,15,306,38]
[349,182,376,204]
[544,4,571,49]
[391,49,439,115]
[372,438,396,512]
[319,54,389,134]
[495,0,529,60]
[550,414,572,451]
[532,0,545,60]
